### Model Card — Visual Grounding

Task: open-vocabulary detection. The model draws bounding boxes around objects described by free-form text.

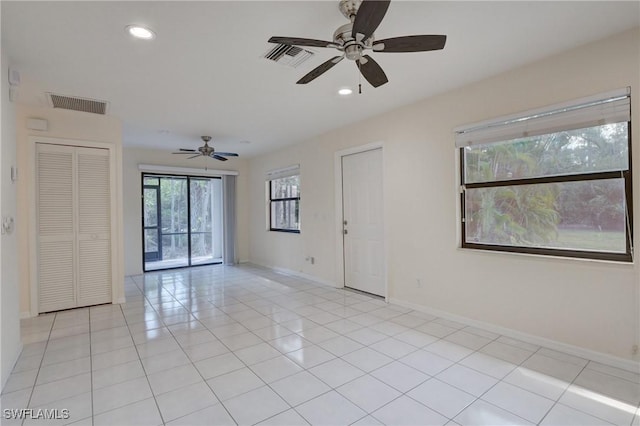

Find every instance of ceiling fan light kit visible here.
[172,136,239,162]
[268,0,447,89]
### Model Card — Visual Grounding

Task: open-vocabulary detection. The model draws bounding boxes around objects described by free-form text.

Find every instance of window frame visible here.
[268,174,301,234]
[459,122,633,263]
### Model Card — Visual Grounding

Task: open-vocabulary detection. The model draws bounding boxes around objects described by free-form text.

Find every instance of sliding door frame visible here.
[141,172,222,272]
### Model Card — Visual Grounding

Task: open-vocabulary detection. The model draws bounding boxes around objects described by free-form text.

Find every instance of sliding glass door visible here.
[190,177,223,266]
[143,174,222,271]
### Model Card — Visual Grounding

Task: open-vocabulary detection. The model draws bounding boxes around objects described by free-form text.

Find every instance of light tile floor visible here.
[2,264,639,426]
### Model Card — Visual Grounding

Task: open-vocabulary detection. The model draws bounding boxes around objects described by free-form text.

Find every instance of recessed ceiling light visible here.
[338,88,353,96]
[126,25,155,40]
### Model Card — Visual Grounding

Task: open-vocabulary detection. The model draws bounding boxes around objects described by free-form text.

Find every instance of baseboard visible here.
[20,311,33,319]
[114,297,126,304]
[248,262,338,288]
[389,297,640,374]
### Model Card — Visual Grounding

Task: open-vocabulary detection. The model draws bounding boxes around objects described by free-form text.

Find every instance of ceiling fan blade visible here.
[212,155,228,161]
[178,148,197,152]
[187,154,201,159]
[373,35,447,53]
[297,56,344,84]
[173,152,198,154]
[352,0,391,41]
[269,36,337,48]
[214,152,239,157]
[357,55,388,88]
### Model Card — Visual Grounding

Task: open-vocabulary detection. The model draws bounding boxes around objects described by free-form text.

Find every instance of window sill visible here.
[457,246,634,265]
[269,229,300,234]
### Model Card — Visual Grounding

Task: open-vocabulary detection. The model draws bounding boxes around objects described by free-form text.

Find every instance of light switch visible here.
[1,217,15,235]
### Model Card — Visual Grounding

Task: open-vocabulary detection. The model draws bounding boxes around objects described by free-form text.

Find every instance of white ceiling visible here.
[3,1,639,157]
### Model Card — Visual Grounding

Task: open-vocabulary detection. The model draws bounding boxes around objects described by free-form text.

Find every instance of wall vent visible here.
[263,44,314,68]
[46,93,109,115]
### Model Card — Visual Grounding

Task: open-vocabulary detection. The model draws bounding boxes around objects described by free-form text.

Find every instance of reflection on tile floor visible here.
[2,264,639,425]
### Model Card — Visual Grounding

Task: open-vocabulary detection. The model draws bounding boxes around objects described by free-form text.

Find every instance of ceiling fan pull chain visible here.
[358,60,362,94]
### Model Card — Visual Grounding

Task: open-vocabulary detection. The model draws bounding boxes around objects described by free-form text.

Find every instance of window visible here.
[268,168,300,233]
[457,89,632,261]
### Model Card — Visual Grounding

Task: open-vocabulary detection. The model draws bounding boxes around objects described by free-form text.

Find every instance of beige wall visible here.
[122,147,250,276]
[16,105,124,317]
[248,29,640,360]
[1,49,21,388]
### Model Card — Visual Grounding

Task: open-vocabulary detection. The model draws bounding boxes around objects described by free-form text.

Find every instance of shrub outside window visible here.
[458,90,632,261]
[270,175,300,233]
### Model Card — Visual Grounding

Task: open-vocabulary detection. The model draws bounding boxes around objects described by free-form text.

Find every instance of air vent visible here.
[46,93,109,115]
[263,44,314,68]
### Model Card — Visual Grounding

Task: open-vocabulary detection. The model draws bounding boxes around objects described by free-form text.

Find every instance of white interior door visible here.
[342,148,385,296]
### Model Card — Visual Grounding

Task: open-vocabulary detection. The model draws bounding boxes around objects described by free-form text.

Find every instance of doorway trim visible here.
[334,141,388,301]
[28,136,123,317]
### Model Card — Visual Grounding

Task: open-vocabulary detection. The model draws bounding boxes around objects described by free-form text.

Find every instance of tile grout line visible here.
[88,308,94,426]
[536,360,604,426]
[321,323,492,425]
[161,308,241,425]
[118,302,168,426]
[178,287,320,423]
[20,312,57,426]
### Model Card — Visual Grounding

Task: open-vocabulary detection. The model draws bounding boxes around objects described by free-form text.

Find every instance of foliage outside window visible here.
[270,175,300,233]
[459,93,632,261]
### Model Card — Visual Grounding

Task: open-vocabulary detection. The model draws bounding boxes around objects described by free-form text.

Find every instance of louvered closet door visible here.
[76,147,111,306]
[37,144,77,312]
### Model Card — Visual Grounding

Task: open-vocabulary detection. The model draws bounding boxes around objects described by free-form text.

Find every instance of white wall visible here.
[249,29,640,361]
[16,105,124,316]
[122,147,250,276]
[1,44,22,389]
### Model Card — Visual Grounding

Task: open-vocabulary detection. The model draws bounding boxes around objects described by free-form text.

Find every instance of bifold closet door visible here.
[76,147,112,307]
[37,144,76,312]
[36,144,112,313]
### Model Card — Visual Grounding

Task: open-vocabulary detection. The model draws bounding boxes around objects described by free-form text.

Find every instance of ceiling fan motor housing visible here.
[199,136,214,156]
[334,23,373,60]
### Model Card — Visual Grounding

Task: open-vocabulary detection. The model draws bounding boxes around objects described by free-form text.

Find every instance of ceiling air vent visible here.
[263,44,314,68]
[47,93,109,115]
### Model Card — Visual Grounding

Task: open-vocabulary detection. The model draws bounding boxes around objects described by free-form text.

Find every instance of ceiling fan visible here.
[268,0,447,89]
[172,136,239,162]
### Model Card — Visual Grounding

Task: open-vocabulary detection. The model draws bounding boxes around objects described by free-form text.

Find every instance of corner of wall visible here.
[1,51,23,389]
